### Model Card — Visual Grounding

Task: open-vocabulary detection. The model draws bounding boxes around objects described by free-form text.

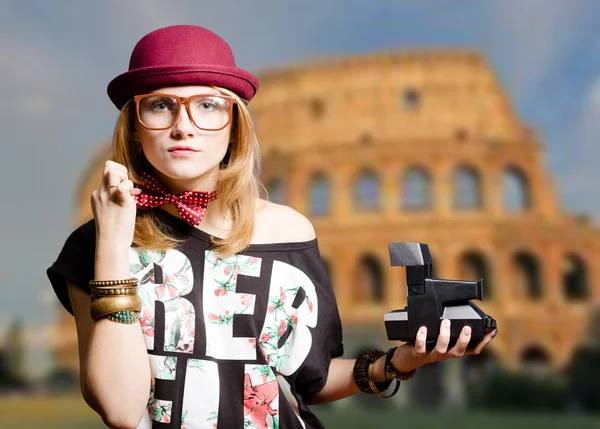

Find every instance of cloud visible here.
[556,75,600,221]
[1,0,599,329]
[0,38,68,93]
[102,0,368,71]
[485,0,585,100]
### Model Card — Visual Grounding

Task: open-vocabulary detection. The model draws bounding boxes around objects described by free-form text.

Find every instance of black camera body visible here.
[384,242,497,351]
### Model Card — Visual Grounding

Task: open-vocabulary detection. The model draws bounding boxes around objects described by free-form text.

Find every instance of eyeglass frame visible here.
[133,92,237,131]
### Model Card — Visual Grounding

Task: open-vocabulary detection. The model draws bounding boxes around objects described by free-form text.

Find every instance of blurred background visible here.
[1,0,600,428]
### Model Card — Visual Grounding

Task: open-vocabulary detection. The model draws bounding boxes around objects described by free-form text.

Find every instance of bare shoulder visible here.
[254,198,316,244]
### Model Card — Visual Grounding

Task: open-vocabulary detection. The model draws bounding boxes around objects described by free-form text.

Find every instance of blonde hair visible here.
[111,86,263,257]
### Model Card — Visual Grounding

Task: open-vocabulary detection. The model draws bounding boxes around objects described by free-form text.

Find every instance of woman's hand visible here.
[91,160,142,250]
[390,319,497,373]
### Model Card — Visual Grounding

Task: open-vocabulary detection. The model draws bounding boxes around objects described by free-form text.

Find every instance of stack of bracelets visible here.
[352,347,417,398]
[89,278,142,324]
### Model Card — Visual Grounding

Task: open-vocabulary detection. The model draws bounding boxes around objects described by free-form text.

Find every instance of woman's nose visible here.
[171,105,196,137]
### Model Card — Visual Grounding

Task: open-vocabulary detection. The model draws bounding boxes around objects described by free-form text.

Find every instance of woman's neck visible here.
[161,199,233,238]
[155,169,219,195]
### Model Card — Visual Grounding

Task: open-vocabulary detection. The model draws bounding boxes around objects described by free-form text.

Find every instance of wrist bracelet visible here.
[107,310,142,324]
[89,278,138,287]
[92,286,138,300]
[353,349,393,395]
[385,347,417,381]
[90,295,142,320]
[368,360,401,399]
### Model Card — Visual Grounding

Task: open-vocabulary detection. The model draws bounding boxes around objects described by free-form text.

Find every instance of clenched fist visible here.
[91,160,142,251]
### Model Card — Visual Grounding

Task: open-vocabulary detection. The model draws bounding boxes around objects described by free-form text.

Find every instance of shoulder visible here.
[54,217,97,259]
[254,198,316,244]
[71,218,97,244]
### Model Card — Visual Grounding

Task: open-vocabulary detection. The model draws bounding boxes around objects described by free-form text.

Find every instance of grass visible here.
[0,394,599,429]
[316,406,600,429]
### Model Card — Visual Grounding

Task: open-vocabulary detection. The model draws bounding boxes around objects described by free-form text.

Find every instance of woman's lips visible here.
[168,147,198,156]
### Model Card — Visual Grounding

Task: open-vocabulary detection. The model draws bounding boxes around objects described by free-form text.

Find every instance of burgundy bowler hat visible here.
[107,25,259,109]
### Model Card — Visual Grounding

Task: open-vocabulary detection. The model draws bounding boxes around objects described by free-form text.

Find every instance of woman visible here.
[47,25,496,429]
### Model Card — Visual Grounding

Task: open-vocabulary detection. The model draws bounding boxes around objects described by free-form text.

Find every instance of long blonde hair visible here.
[111,86,263,257]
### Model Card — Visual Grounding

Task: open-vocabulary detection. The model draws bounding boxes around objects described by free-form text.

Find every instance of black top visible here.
[47,209,344,429]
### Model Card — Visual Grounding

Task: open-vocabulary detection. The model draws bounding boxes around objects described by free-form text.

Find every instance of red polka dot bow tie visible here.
[134,172,219,226]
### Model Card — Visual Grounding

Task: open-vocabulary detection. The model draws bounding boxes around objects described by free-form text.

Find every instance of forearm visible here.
[306,356,387,405]
[83,244,150,429]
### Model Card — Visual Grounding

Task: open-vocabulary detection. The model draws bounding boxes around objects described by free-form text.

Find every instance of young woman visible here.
[47,25,496,429]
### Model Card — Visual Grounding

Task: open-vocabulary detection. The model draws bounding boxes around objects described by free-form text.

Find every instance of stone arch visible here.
[309,97,325,120]
[355,254,385,303]
[458,250,493,299]
[401,87,421,110]
[307,171,331,216]
[401,165,432,210]
[453,165,483,210]
[503,165,531,212]
[353,168,381,212]
[520,344,551,377]
[512,251,542,299]
[264,177,286,205]
[562,253,589,300]
[521,344,550,362]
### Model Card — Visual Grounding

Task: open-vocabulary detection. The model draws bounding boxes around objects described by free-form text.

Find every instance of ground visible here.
[1,394,599,429]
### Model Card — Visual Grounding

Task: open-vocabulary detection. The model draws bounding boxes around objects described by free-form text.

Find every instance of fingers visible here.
[432,319,451,358]
[412,321,497,363]
[115,179,135,203]
[413,326,428,357]
[448,325,471,357]
[466,329,497,356]
[102,160,129,192]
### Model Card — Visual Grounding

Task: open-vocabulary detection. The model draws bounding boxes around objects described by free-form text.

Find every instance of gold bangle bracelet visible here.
[367,361,380,396]
[92,284,138,290]
[89,278,138,287]
[92,287,138,299]
[90,295,142,320]
[368,360,400,399]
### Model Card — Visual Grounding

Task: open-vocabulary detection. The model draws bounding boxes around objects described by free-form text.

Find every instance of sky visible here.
[1,0,599,372]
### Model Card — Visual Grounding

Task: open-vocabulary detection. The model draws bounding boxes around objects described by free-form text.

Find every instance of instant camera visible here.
[384,242,497,351]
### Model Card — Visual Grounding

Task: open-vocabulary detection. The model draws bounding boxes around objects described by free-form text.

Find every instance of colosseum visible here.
[53,50,600,407]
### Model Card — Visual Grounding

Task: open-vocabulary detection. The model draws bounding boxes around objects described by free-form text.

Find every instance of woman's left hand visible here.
[390,319,497,373]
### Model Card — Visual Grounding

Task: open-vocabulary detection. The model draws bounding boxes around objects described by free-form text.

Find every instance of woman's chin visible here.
[156,165,218,183]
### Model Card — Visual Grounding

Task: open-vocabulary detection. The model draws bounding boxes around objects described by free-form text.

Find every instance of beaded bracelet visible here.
[89,278,138,287]
[92,287,139,300]
[107,310,142,324]
[353,349,393,395]
[384,347,417,381]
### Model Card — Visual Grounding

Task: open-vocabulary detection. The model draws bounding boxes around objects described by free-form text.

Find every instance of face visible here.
[133,85,233,193]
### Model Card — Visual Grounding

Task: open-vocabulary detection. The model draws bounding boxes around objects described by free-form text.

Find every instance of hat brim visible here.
[107,64,259,109]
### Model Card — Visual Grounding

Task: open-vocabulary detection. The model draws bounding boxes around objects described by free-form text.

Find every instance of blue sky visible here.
[1,0,599,366]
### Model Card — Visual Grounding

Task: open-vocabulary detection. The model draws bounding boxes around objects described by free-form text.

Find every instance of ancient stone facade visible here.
[53,50,600,377]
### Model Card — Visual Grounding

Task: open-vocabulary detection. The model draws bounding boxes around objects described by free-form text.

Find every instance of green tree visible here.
[3,318,27,386]
[567,308,600,411]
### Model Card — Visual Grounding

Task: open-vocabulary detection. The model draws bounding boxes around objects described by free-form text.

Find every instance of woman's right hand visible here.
[91,160,142,250]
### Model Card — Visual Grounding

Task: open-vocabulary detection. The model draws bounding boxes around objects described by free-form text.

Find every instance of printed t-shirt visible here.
[47,209,345,429]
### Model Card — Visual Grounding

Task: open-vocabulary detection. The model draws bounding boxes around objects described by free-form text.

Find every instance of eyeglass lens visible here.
[138,95,231,130]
